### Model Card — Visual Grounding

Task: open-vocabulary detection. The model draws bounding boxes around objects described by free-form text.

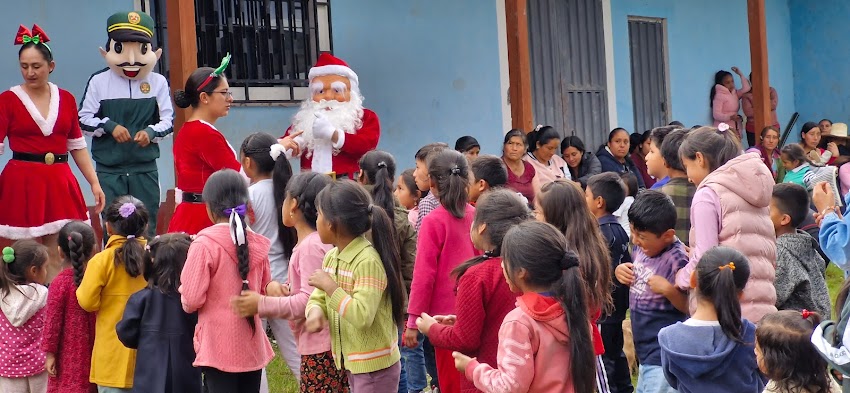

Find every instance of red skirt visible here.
[0,160,88,239]
[168,202,213,235]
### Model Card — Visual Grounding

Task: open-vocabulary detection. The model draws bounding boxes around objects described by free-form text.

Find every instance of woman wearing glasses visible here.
[168,59,244,234]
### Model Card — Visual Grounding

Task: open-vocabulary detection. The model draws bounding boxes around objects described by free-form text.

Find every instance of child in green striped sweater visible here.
[305,180,406,392]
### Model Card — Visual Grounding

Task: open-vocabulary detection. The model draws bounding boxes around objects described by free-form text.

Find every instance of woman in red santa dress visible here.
[168,55,243,235]
[0,25,105,282]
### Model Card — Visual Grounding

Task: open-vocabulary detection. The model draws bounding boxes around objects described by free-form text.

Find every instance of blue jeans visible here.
[636,364,676,393]
[400,331,428,392]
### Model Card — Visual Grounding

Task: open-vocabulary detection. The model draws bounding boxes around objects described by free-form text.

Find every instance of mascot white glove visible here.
[312,113,337,141]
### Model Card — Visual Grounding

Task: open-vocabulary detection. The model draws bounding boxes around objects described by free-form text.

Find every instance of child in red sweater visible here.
[403,150,477,393]
[416,189,528,393]
[43,221,97,393]
[453,221,597,392]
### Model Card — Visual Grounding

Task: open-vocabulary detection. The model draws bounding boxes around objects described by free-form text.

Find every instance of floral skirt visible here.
[301,351,348,393]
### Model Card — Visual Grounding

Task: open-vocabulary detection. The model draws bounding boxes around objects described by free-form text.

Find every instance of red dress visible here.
[168,120,241,234]
[0,83,89,239]
[42,268,96,393]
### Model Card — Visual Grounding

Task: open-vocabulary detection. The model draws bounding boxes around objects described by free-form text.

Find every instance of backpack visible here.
[812,293,850,392]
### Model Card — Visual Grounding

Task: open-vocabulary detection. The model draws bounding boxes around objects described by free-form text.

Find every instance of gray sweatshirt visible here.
[775,230,831,317]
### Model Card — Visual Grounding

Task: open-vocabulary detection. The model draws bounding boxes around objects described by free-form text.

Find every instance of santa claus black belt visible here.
[182,192,204,203]
[12,152,68,165]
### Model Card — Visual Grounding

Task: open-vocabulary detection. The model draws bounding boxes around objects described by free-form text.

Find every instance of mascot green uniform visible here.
[79,11,173,237]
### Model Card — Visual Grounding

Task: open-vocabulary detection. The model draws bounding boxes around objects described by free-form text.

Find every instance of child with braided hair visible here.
[43,221,97,393]
[180,169,273,393]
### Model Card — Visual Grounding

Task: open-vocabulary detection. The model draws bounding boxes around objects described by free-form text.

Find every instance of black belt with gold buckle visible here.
[182,192,204,203]
[12,151,68,165]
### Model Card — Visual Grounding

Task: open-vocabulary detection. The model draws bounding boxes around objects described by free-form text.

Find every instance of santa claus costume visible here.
[168,119,241,235]
[0,71,89,239]
[282,53,380,178]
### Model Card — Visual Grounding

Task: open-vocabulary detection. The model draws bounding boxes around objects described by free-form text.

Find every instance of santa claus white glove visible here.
[312,113,337,142]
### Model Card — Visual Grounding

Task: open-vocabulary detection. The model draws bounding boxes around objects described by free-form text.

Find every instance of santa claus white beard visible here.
[291,93,364,152]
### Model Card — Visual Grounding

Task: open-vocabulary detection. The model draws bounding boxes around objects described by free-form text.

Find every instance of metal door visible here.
[628,17,670,132]
[528,0,610,149]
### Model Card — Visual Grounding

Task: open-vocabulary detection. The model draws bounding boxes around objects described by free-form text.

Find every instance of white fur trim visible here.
[67,137,87,151]
[0,214,92,240]
[10,82,59,136]
[309,65,359,88]
[333,129,345,149]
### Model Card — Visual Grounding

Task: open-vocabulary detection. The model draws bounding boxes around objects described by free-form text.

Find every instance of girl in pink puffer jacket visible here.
[676,125,777,324]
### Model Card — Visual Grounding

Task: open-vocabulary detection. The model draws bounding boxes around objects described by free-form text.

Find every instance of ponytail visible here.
[369,204,405,327]
[554,253,595,393]
[695,246,751,341]
[428,150,470,218]
[103,196,149,278]
[359,150,398,223]
[229,203,256,334]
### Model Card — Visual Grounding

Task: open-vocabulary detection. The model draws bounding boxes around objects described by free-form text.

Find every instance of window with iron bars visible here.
[138,0,332,105]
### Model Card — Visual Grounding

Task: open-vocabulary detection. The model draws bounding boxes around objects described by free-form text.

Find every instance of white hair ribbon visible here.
[224,204,247,246]
[269,143,287,161]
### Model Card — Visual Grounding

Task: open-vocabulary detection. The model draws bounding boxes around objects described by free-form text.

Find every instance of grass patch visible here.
[266,343,299,392]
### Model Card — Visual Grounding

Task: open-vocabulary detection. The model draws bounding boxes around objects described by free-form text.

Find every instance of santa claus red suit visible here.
[281,53,380,177]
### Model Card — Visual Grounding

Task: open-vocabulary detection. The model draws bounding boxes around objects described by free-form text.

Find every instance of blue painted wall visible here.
[3,0,504,204]
[790,0,850,131]
[610,0,796,137]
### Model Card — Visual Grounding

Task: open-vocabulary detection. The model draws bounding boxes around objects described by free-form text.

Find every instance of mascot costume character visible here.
[278,53,380,178]
[79,11,173,236]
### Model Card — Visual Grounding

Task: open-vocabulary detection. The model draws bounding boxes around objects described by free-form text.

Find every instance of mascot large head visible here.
[100,11,162,81]
[292,53,365,148]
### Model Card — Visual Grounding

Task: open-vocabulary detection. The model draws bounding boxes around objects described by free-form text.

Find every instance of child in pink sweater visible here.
[179,169,274,393]
[710,67,751,137]
[403,150,477,393]
[416,189,526,393]
[453,221,596,393]
[231,172,349,392]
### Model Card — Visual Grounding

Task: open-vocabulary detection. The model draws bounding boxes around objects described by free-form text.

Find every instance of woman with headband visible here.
[0,24,105,282]
[168,54,245,235]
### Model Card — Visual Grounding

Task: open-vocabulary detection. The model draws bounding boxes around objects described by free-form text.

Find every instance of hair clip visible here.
[377,161,387,169]
[450,165,461,175]
[717,123,730,133]
[126,235,136,240]
[67,235,72,241]
[802,309,813,319]
[119,202,136,218]
[242,279,249,285]
[534,124,544,132]
[482,250,495,259]
[269,143,287,161]
[197,53,232,91]
[1,247,14,264]
[223,204,247,216]
[561,252,579,271]
[718,262,736,271]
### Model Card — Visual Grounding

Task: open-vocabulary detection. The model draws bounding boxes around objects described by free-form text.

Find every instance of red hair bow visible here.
[801,309,813,319]
[14,24,50,46]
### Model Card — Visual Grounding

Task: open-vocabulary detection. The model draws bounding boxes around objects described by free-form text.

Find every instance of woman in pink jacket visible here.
[741,72,779,148]
[676,125,777,324]
[710,67,751,139]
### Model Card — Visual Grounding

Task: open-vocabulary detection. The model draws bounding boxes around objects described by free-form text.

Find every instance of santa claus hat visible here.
[308,53,359,88]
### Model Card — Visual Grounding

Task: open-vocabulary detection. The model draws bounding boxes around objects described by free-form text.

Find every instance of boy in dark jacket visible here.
[771,184,831,317]
[586,173,633,393]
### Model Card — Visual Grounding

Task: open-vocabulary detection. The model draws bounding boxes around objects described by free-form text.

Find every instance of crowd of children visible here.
[5,119,850,393]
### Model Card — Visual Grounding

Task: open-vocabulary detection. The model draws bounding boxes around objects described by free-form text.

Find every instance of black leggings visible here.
[202,367,262,393]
